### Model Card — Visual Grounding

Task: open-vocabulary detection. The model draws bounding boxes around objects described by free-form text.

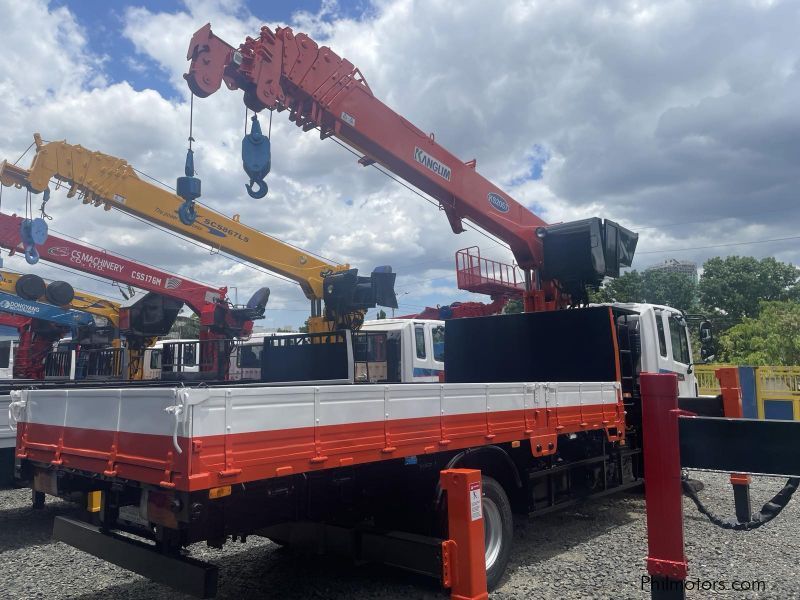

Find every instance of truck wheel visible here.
[481,476,513,590]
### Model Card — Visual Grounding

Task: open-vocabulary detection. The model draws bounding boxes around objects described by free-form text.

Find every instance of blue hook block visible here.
[242,114,271,199]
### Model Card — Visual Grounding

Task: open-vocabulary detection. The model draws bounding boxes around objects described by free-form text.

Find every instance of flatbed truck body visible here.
[10,305,702,596]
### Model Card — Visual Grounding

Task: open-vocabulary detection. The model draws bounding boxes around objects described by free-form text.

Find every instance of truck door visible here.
[411,323,441,382]
[657,310,696,397]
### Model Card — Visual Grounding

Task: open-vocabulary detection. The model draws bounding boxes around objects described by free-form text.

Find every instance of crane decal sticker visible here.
[488,192,509,213]
[413,147,452,181]
[165,278,182,290]
[0,299,40,315]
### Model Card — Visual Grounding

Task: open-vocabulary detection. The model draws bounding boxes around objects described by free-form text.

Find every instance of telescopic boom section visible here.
[185,24,637,308]
[0,137,341,301]
[0,136,397,331]
[185,24,546,269]
[0,213,221,318]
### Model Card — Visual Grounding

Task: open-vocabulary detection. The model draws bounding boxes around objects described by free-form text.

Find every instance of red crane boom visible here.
[0,212,254,336]
[184,24,637,310]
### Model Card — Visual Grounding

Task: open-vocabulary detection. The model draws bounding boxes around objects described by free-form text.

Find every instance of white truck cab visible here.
[359,319,445,382]
[612,303,697,397]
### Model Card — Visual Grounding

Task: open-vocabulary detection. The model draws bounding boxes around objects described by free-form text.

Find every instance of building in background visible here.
[645,258,698,282]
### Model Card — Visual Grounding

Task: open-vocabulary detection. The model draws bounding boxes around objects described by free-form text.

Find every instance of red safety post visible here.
[641,373,687,600]
[440,469,488,600]
[716,367,752,523]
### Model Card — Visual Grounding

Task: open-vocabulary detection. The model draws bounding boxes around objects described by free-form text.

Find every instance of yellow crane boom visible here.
[1,135,397,331]
[7,134,343,299]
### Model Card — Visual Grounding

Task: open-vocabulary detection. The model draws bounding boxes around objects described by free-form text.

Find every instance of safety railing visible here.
[83,348,125,380]
[44,351,73,380]
[159,338,234,382]
[455,247,525,297]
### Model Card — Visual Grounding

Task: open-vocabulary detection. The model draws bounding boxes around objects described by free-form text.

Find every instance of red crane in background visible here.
[0,313,67,379]
[183,23,637,315]
[0,212,264,377]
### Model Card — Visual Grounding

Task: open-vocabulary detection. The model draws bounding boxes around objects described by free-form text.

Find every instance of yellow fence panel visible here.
[756,366,800,420]
[694,364,727,396]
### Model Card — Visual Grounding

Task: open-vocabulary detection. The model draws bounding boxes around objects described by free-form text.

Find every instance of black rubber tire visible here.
[15,274,46,300]
[45,280,75,306]
[482,476,514,591]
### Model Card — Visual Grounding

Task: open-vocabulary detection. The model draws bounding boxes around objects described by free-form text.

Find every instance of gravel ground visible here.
[1,473,797,599]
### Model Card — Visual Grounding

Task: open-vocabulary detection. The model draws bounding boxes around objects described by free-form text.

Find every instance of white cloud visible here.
[0,0,798,327]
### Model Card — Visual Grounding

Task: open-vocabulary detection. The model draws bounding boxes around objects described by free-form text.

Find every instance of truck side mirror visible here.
[699,320,714,362]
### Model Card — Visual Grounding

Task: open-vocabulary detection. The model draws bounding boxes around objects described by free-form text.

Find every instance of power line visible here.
[637,234,800,255]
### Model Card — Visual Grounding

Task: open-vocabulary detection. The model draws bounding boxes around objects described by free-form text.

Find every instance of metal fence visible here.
[755,367,800,420]
[695,364,800,420]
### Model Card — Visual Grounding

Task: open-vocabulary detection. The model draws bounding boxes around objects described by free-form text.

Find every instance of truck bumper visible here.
[53,516,218,598]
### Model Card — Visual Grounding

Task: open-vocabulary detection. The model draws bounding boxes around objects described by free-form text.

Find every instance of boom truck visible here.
[0,270,119,375]
[0,210,264,379]
[179,24,706,392]
[3,24,714,599]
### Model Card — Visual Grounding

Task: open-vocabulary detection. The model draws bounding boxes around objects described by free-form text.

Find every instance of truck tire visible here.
[481,476,513,590]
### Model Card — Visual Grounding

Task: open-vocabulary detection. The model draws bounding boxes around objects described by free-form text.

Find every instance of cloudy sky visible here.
[0,0,798,329]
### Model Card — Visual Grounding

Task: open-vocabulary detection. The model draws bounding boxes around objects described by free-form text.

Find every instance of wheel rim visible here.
[483,495,503,570]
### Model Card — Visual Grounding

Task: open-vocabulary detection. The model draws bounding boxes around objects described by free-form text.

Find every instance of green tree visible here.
[700,256,799,319]
[298,318,310,333]
[719,301,800,365]
[376,309,387,319]
[641,270,697,312]
[502,298,523,314]
[588,270,644,304]
[168,314,199,338]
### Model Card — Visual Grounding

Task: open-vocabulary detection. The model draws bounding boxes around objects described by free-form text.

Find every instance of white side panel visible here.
[21,388,182,437]
[546,382,620,408]
[19,382,621,439]
[318,385,384,427]
[117,389,184,437]
[24,390,69,428]
[386,384,440,421]
[0,394,14,449]
[442,384,486,417]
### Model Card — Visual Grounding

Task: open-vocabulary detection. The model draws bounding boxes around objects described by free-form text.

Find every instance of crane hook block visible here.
[242,114,271,199]
[19,218,48,265]
[177,148,202,225]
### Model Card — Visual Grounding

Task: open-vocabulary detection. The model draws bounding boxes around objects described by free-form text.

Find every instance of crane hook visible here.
[242,114,271,199]
[176,148,201,225]
[19,217,48,265]
[245,178,268,199]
